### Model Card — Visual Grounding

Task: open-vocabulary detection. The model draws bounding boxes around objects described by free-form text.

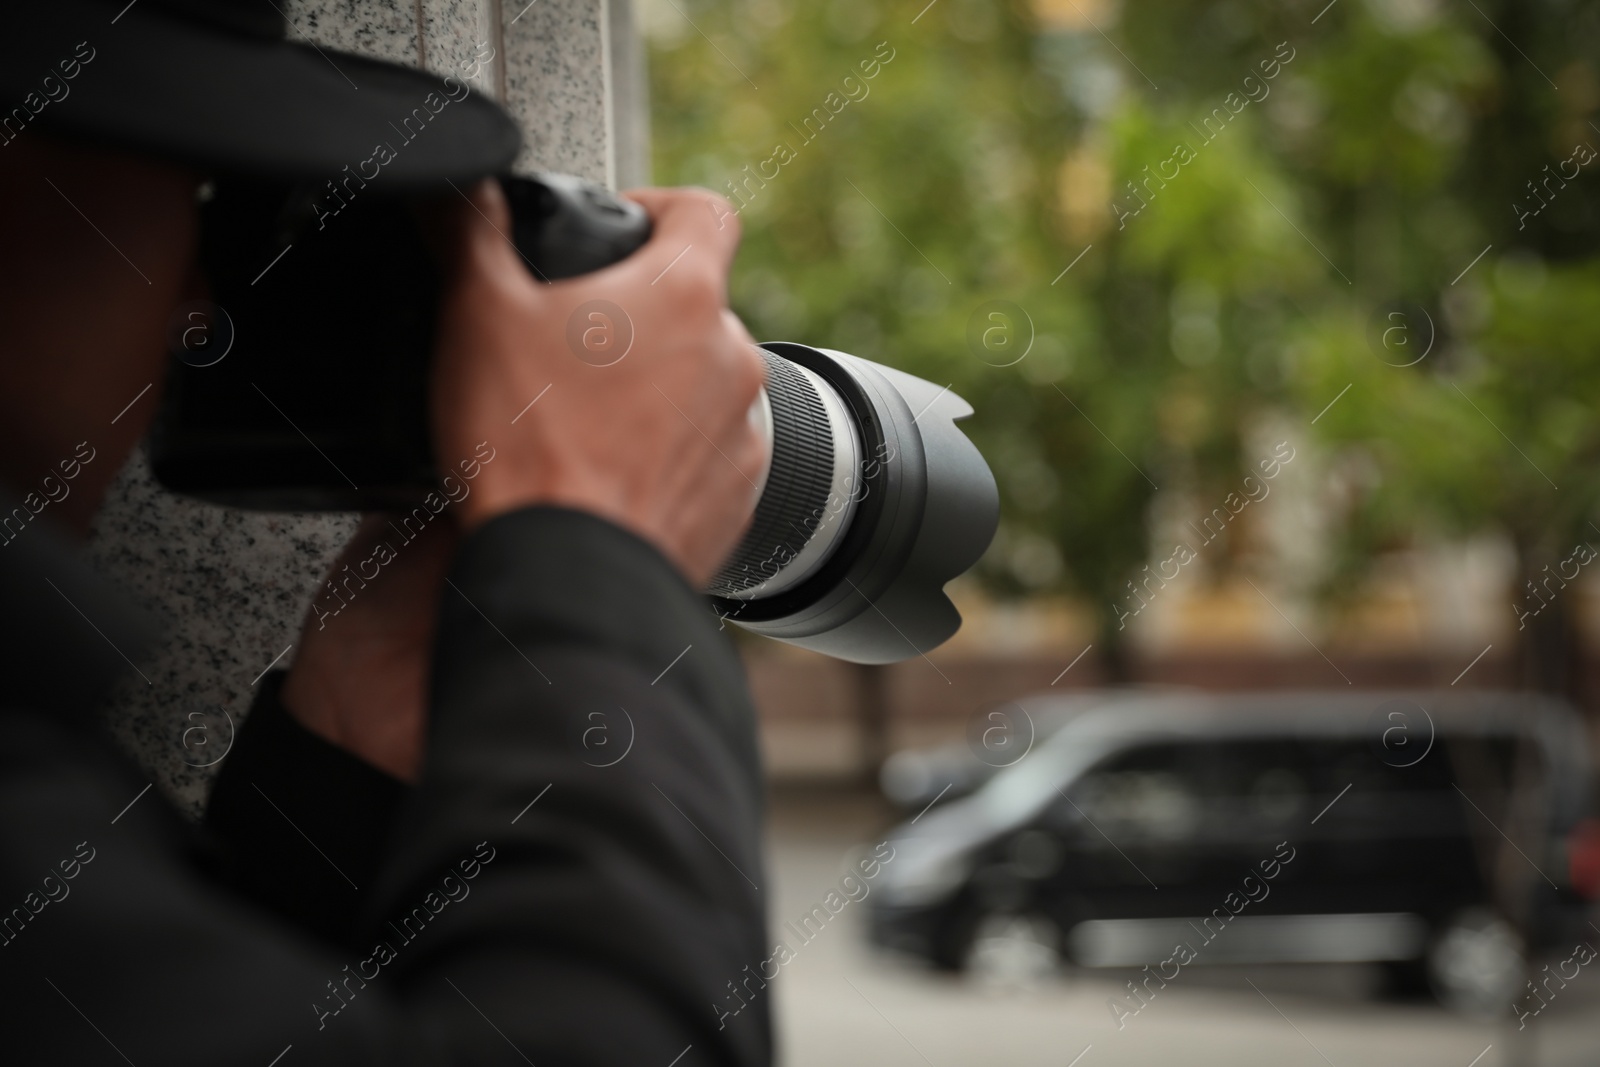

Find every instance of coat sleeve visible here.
[360,504,773,1066]
[204,669,410,948]
[0,505,772,1067]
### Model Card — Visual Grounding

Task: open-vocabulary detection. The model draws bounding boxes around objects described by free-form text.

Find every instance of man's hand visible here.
[279,514,458,783]
[282,182,765,778]
[430,180,770,588]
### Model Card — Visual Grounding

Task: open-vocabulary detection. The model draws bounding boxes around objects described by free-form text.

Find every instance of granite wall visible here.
[86,0,647,815]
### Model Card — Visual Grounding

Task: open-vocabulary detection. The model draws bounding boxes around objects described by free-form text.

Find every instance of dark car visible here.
[866,690,1599,1014]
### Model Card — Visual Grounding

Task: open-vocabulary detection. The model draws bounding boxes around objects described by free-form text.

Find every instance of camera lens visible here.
[707,351,862,599]
[708,343,998,664]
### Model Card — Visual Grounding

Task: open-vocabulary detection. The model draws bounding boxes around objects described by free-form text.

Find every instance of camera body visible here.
[152,173,650,510]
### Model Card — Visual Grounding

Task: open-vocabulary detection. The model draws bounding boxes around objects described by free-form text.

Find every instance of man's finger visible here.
[623,186,743,276]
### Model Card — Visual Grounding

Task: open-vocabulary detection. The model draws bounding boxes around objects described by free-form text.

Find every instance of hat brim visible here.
[4,3,520,184]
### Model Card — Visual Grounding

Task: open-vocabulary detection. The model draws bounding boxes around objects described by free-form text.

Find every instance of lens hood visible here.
[711,343,997,664]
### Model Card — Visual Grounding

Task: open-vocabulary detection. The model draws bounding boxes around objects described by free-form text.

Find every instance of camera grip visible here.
[502,174,652,282]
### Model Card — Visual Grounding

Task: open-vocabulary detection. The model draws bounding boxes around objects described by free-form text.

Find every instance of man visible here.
[0,2,773,1063]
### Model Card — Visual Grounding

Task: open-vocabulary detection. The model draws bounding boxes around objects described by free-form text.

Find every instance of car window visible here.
[1055,731,1489,844]
[1054,741,1201,842]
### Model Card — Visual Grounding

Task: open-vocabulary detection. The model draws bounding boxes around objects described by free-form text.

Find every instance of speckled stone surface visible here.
[418,0,500,84]
[286,0,420,64]
[503,0,613,183]
[86,0,630,817]
[85,450,357,816]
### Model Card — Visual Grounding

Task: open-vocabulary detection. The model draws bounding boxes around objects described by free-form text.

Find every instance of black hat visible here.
[2,0,521,183]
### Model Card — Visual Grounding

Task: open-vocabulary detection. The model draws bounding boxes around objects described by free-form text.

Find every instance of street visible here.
[765,789,1600,1067]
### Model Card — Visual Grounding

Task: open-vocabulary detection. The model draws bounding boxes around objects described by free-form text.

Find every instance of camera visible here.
[150,173,997,663]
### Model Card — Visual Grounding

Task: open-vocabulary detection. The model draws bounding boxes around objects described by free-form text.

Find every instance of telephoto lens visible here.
[707,343,996,664]
[150,173,997,663]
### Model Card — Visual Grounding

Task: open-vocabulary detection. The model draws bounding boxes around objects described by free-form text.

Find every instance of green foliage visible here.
[646,0,1600,646]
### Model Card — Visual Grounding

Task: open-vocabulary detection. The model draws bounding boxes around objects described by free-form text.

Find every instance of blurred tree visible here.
[647,0,1166,673]
[1276,0,1600,693]
[644,0,1600,688]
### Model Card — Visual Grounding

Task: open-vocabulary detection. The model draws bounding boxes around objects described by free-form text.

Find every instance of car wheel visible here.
[965,913,1061,987]
[927,901,983,972]
[1427,907,1525,1016]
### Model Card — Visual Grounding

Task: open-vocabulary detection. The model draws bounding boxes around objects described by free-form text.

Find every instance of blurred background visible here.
[640,0,1600,1064]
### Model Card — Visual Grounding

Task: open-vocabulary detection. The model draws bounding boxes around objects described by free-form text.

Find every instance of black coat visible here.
[0,499,772,1065]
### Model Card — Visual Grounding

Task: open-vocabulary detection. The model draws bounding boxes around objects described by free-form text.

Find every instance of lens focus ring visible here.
[707,350,850,598]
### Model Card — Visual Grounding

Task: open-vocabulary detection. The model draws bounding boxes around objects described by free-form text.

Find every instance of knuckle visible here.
[679,185,730,213]
[702,193,741,239]
[660,260,723,310]
[739,427,772,483]
[669,186,741,241]
[730,344,766,401]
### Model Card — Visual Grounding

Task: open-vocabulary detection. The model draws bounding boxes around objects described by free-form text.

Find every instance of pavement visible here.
[761,787,1600,1067]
